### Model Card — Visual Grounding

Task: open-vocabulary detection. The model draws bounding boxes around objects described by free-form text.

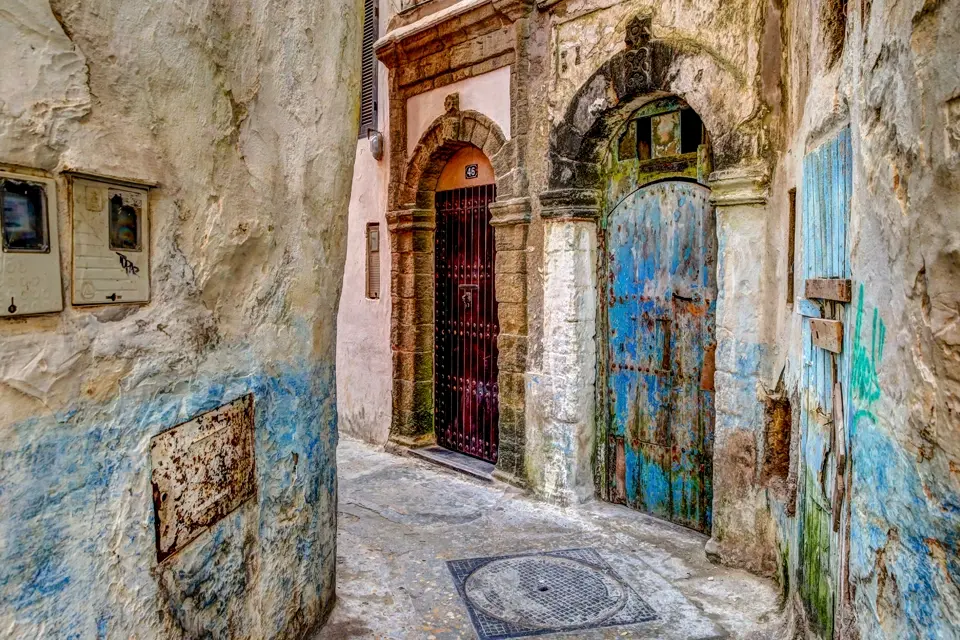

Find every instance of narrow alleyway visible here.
[317,439,786,639]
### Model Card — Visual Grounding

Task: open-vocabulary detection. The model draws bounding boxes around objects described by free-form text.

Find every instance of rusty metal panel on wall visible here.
[150,394,257,561]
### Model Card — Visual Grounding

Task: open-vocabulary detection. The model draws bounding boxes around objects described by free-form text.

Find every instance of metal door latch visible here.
[459,284,478,309]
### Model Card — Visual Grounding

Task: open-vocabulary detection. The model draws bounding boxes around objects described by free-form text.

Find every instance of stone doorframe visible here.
[387,95,531,485]
[536,15,779,574]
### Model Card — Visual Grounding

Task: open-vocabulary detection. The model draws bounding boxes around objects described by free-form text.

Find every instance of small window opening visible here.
[1,178,49,253]
[680,109,705,154]
[636,116,652,161]
[109,190,143,252]
[366,223,380,299]
[786,188,797,304]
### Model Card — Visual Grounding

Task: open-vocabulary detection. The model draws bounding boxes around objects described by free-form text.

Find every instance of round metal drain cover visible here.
[463,555,629,630]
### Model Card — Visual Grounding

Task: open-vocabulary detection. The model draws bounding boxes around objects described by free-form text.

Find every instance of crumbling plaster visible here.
[761,0,960,637]
[0,0,359,637]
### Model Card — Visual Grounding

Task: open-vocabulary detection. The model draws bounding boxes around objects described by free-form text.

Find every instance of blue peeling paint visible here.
[0,362,338,638]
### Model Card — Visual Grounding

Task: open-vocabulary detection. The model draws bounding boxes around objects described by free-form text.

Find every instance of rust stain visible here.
[150,394,257,562]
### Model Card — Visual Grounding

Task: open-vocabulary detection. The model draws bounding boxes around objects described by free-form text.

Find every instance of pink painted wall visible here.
[406,66,511,154]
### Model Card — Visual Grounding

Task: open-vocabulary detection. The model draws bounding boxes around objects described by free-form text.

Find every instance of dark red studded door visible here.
[434,184,499,462]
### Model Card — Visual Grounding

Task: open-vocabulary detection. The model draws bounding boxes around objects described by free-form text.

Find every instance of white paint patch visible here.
[406,66,512,154]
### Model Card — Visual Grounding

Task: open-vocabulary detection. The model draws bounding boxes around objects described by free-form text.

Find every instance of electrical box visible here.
[69,173,153,305]
[0,169,63,317]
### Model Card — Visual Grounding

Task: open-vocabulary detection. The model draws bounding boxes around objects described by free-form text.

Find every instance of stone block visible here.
[495,226,527,251]
[499,371,526,406]
[412,232,434,253]
[498,302,528,335]
[495,250,527,275]
[496,334,528,371]
[495,272,527,303]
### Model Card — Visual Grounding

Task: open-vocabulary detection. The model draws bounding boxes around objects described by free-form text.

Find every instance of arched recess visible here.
[387,95,530,484]
[597,96,718,534]
[536,14,777,572]
[545,14,763,198]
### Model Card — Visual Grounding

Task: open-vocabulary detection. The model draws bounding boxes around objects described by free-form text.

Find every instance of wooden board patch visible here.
[805,278,852,302]
[810,319,844,353]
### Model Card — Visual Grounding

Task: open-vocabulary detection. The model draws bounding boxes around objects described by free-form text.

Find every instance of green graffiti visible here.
[851,284,886,411]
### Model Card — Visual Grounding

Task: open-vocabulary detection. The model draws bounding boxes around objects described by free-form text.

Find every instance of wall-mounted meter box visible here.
[0,169,63,317]
[68,172,155,306]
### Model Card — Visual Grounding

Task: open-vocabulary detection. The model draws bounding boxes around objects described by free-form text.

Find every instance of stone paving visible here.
[315,438,787,639]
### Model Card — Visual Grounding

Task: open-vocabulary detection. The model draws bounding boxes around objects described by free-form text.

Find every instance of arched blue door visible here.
[604,181,716,532]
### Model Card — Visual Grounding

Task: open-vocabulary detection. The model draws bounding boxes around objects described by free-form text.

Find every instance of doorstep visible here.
[406,445,496,482]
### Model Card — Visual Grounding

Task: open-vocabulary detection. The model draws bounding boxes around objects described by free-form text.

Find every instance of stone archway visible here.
[388,95,530,486]
[535,15,778,573]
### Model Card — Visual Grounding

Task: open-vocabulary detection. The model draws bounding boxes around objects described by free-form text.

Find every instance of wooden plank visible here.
[796,297,822,319]
[805,278,852,302]
[810,318,844,353]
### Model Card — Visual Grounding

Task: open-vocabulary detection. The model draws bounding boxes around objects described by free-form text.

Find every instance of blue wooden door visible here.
[798,127,853,640]
[604,181,716,532]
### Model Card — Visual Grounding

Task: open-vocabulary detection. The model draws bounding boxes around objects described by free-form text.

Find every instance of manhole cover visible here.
[465,555,628,629]
[448,549,657,640]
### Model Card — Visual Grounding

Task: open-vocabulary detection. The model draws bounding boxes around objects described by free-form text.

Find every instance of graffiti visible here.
[116,252,140,276]
[851,284,886,415]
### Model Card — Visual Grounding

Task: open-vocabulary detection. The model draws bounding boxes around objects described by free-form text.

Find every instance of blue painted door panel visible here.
[799,126,853,640]
[605,181,716,532]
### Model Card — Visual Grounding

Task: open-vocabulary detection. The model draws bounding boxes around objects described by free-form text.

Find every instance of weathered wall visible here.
[0,0,359,637]
[767,0,960,637]
[337,9,393,445]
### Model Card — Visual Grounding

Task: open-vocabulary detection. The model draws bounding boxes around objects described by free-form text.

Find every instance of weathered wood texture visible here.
[805,278,852,302]
[810,319,844,353]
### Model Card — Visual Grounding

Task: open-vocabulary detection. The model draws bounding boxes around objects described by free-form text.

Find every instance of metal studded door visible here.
[797,127,853,640]
[435,185,499,462]
[604,181,716,532]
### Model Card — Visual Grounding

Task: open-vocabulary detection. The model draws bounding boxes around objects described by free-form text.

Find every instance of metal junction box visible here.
[0,169,63,317]
[69,172,153,305]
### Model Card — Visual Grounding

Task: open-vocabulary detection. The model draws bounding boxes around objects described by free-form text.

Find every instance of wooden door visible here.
[797,127,853,640]
[434,185,499,462]
[604,181,716,532]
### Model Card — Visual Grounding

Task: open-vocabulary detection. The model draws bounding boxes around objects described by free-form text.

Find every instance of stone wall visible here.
[0,1,359,637]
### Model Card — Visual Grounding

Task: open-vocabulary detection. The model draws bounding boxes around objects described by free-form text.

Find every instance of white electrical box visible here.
[0,169,63,317]
[69,173,153,305]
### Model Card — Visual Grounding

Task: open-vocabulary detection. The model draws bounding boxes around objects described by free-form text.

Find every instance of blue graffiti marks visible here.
[0,363,338,638]
[605,180,716,532]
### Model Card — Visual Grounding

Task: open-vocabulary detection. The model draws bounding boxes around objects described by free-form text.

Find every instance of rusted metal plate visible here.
[805,278,852,302]
[150,394,257,561]
[810,318,844,353]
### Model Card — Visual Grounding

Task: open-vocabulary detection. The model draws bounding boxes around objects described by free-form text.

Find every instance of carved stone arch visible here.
[388,95,529,489]
[398,98,508,210]
[546,15,766,193]
[536,15,778,571]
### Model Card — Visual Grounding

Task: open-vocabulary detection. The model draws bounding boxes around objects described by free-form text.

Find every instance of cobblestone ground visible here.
[316,439,787,639]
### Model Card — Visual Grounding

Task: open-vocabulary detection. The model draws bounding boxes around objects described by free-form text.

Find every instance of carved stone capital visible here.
[539,189,602,221]
[708,165,770,207]
[387,208,436,232]
[489,197,532,227]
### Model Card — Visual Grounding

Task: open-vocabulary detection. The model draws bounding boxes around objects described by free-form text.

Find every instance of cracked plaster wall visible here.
[767,0,960,637]
[0,0,359,637]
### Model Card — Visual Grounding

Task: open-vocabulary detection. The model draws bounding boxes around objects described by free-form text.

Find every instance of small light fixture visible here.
[367,128,384,161]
